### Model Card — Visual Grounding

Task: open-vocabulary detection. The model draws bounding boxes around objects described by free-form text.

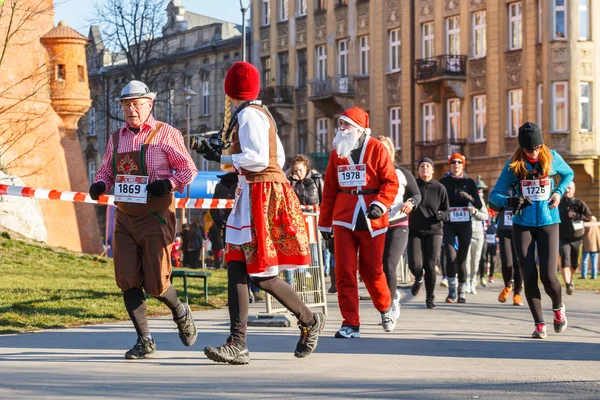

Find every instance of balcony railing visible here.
[415,138,467,161]
[260,86,294,106]
[414,55,467,81]
[308,76,355,99]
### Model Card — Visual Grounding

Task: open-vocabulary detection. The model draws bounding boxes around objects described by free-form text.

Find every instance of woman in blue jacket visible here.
[490,122,572,339]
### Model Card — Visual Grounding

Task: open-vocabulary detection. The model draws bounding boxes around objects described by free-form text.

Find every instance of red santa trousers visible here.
[333,225,391,327]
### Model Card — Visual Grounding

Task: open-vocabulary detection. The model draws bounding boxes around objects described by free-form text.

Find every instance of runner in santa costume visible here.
[318,107,399,338]
[197,61,325,364]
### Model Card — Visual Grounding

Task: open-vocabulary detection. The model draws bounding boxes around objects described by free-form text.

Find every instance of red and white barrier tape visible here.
[0,184,321,212]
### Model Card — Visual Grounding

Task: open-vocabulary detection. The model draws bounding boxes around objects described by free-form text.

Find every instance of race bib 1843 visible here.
[338,164,367,187]
[504,210,513,226]
[115,174,148,204]
[521,178,551,201]
[449,207,471,223]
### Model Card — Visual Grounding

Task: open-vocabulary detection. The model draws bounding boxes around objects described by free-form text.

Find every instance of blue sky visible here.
[54,0,248,35]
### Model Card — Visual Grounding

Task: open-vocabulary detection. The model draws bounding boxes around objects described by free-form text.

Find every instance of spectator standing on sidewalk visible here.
[581,216,600,279]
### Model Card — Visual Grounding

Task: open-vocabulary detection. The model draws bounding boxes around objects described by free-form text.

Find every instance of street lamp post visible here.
[180,87,197,225]
[239,0,251,62]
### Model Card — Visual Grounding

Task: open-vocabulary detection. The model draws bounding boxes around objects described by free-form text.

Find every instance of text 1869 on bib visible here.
[338,164,367,187]
[521,178,551,201]
[449,207,470,223]
[115,175,148,204]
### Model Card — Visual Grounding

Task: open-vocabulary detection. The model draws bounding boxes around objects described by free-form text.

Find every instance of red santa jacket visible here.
[318,135,399,237]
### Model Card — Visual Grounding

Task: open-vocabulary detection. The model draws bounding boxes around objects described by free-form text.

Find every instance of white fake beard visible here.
[332,128,361,158]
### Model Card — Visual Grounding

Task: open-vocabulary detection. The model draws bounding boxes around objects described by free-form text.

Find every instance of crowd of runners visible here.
[90,62,596,365]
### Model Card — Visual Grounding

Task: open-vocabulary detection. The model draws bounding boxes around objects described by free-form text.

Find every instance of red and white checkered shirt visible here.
[95,115,198,193]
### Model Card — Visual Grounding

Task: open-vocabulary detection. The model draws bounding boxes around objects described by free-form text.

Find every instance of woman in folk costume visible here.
[196,62,325,365]
[318,107,399,339]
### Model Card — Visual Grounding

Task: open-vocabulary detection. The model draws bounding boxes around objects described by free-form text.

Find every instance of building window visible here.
[262,0,270,26]
[579,0,590,40]
[202,81,210,116]
[473,95,486,142]
[56,64,65,80]
[389,29,400,73]
[315,0,326,11]
[509,2,522,50]
[447,98,460,140]
[389,107,401,150]
[422,22,434,58]
[278,0,288,22]
[316,118,328,153]
[167,88,174,125]
[297,49,307,88]
[538,0,543,43]
[88,161,96,184]
[338,40,348,76]
[298,120,307,154]
[508,89,523,137]
[261,57,271,88]
[88,107,96,137]
[446,16,460,55]
[552,82,568,132]
[316,45,327,80]
[77,65,85,82]
[580,82,592,132]
[298,0,307,16]
[537,84,543,127]
[472,11,486,58]
[423,103,435,141]
[359,36,369,76]
[553,0,567,40]
[278,52,289,86]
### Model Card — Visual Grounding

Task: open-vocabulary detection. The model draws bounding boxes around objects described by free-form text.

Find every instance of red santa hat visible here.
[224,62,260,100]
[339,107,371,136]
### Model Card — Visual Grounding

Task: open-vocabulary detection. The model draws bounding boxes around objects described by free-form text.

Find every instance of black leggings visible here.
[443,224,473,283]
[383,226,409,300]
[408,233,443,299]
[481,244,496,278]
[498,234,523,294]
[512,224,562,324]
[560,239,583,270]
[227,261,314,347]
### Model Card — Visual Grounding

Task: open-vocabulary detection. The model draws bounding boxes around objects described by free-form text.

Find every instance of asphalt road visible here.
[0,281,599,399]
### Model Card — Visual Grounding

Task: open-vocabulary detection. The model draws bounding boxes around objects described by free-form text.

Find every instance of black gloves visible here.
[147,179,173,197]
[366,204,385,220]
[507,196,532,212]
[321,231,332,241]
[196,138,222,163]
[459,191,475,203]
[89,182,106,200]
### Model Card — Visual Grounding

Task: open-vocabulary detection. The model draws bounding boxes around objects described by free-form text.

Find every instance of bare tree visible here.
[0,0,56,176]
[90,0,168,85]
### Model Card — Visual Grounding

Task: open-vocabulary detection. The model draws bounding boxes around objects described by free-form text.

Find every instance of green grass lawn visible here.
[0,234,228,334]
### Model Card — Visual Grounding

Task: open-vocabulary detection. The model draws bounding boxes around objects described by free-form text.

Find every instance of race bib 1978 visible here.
[449,207,470,223]
[115,174,148,204]
[338,164,367,187]
[521,178,551,201]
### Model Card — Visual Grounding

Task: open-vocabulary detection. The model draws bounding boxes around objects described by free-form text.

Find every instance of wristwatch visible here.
[408,198,417,208]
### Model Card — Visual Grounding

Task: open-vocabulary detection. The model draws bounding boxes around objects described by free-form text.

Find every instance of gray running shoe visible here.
[204,342,250,365]
[381,309,396,332]
[174,303,198,347]
[295,312,326,358]
[125,336,156,359]
[532,323,547,339]
[553,303,567,333]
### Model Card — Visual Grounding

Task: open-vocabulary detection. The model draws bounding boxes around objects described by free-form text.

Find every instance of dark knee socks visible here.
[123,288,150,338]
[155,284,186,320]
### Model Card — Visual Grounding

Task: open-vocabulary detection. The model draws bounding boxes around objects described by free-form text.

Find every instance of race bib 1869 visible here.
[115,174,148,204]
[449,207,471,223]
[521,178,551,201]
[338,164,367,187]
[504,210,513,226]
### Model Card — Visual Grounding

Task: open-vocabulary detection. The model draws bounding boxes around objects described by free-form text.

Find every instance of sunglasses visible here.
[523,145,542,153]
[450,160,463,165]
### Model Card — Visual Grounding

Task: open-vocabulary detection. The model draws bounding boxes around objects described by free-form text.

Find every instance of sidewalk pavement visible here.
[0,281,599,399]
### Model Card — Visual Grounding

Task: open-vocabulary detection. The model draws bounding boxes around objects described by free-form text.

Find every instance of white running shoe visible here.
[440,278,449,288]
[465,281,472,294]
[335,326,360,338]
[392,290,401,320]
[471,279,478,295]
[381,309,396,332]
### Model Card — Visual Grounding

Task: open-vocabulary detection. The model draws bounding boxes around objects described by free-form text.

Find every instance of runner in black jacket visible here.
[408,157,449,309]
[439,153,482,303]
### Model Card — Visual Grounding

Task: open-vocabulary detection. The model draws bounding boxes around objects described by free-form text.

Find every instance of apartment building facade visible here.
[252,0,600,213]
